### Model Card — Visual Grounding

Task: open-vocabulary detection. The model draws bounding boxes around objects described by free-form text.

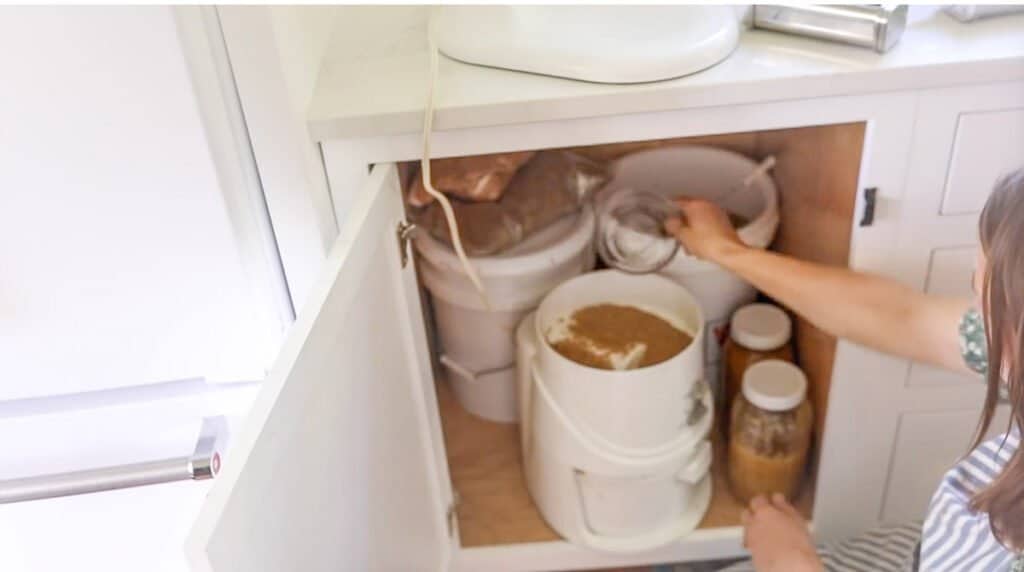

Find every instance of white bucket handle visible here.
[531,362,712,468]
[439,354,514,383]
[534,359,712,459]
[516,313,543,459]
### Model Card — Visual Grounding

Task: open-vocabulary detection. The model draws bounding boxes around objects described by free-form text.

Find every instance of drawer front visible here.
[882,404,1009,522]
[941,107,1024,215]
[907,246,981,389]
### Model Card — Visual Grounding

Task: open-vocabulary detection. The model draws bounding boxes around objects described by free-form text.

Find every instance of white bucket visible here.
[516,299,713,552]
[604,147,780,322]
[416,207,596,422]
[532,270,705,449]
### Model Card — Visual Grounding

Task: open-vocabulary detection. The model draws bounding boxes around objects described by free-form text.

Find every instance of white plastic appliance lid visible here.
[432,6,741,84]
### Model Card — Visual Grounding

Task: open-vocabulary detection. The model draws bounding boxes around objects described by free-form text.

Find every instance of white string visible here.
[420,28,492,310]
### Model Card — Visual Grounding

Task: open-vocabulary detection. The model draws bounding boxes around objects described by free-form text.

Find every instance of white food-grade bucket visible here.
[415,207,596,423]
[532,270,705,449]
[602,147,779,408]
[604,146,780,323]
[516,271,713,551]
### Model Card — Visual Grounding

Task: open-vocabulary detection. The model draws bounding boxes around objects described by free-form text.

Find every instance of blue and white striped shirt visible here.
[919,431,1019,570]
[919,308,1019,571]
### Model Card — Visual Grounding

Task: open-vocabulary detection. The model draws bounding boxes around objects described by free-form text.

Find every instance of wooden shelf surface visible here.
[437,379,815,548]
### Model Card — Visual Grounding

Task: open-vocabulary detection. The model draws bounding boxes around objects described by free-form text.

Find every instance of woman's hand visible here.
[664,199,746,264]
[742,494,823,572]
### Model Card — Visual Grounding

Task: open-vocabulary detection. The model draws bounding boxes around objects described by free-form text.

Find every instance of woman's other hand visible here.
[664,198,745,263]
[742,494,823,572]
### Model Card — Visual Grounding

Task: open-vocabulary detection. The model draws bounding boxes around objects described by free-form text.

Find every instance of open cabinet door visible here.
[187,164,452,572]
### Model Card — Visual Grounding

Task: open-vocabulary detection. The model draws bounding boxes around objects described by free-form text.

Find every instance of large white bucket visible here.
[602,147,778,405]
[521,359,713,551]
[532,270,705,449]
[516,271,714,551]
[416,207,596,422]
[604,146,780,323]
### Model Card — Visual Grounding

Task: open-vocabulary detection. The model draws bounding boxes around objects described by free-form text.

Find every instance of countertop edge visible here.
[308,55,1024,143]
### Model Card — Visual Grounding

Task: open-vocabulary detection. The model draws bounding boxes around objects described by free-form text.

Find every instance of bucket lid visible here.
[604,146,779,275]
[414,206,594,277]
[742,360,807,412]
[730,303,791,351]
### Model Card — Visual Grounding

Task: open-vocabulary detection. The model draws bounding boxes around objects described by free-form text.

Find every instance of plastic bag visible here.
[408,151,535,207]
[413,151,609,256]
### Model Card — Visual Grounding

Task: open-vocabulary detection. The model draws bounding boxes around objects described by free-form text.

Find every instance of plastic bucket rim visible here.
[414,205,596,277]
[606,145,780,267]
[533,270,706,378]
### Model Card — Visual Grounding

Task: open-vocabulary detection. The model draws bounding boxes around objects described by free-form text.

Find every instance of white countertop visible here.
[308,6,1024,141]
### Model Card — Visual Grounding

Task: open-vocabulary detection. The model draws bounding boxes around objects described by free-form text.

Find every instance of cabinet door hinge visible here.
[447,491,461,538]
[396,221,417,268]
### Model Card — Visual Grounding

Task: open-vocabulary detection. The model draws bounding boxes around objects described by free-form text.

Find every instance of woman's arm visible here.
[667,199,973,373]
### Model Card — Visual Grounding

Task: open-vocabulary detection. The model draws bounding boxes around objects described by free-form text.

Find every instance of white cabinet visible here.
[187,166,453,572]
[902,81,1024,221]
[882,405,1011,522]
[941,106,1024,215]
[189,90,937,570]
[185,9,1023,563]
[859,81,1024,530]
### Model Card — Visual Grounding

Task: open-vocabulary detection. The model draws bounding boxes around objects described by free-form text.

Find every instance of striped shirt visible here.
[918,308,1020,571]
[919,431,1020,570]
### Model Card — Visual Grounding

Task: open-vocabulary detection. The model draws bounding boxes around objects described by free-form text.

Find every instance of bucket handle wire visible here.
[439,354,513,383]
[530,362,713,467]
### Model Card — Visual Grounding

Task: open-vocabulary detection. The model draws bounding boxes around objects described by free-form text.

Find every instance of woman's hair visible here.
[970,167,1024,550]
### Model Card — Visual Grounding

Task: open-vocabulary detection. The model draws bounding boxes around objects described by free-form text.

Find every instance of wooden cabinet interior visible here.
[439,379,815,547]
[405,122,865,548]
[751,123,865,442]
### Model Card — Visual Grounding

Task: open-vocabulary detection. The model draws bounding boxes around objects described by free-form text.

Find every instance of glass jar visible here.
[595,188,680,274]
[723,303,794,424]
[728,360,813,503]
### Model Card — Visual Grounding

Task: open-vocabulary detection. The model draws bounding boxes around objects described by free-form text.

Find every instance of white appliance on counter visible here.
[432,6,741,84]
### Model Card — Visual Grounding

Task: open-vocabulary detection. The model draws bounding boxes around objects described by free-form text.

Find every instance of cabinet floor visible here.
[437,378,816,548]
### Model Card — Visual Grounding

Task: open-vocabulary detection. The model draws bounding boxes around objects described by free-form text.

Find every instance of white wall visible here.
[0,7,283,400]
[270,6,340,112]
[216,6,340,312]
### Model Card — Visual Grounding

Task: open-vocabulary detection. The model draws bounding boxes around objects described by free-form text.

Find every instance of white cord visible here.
[420,29,492,310]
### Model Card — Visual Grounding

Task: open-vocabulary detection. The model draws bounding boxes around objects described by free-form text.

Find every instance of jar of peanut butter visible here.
[722,303,793,424]
[728,360,813,503]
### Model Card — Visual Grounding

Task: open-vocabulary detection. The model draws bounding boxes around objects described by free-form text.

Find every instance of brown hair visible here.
[969,167,1024,551]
